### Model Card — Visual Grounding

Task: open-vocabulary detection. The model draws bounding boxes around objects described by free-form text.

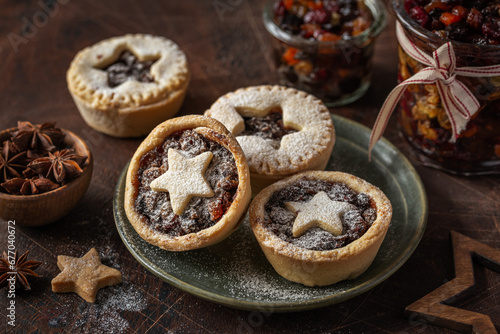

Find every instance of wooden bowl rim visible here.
[0,126,93,200]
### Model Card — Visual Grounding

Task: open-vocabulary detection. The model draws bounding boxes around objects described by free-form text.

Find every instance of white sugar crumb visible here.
[103,284,147,312]
[100,245,121,269]
[53,284,148,333]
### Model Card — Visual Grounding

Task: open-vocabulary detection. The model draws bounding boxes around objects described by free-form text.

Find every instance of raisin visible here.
[281,13,302,34]
[340,5,360,21]
[466,7,483,30]
[208,200,225,221]
[446,21,470,41]
[429,8,446,29]
[310,68,331,82]
[363,208,377,224]
[356,193,370,208]
[273,0,286,18]
[451,5,469,19]
[303,9,330,24]
[482,21,500,39]
[405,0,421,12]
[218,174,238,191]
[425,1,451,12]
[322,0,339,12]
[410,6,430,27]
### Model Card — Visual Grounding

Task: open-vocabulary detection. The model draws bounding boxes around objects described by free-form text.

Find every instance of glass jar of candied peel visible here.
[263,0,387,107]
[393,0,500,174]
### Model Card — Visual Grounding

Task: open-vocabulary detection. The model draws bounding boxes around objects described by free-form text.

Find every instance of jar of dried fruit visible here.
[394,0,500,174]
[263,0,387,107]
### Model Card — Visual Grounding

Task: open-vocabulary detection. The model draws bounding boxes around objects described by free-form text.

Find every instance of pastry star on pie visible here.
[150,148,214,215]
[285,191,356,237]
[51,248,122,303]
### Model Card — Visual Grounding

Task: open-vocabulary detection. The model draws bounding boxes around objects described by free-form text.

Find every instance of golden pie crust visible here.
[124,115,251,251]
[67,34,190,138]
[249,171,392,286]
[205,85,335,195]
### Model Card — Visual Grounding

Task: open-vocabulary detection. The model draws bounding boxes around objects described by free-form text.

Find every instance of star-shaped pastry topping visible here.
[285,191,356,238]
[51,248,122,303]
[149,148,214,215]
[405,231,500,333]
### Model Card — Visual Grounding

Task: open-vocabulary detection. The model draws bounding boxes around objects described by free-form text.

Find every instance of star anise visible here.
[1,176,59,195]
[0,250,41,290]
[3,139,21,155]
[27,149,87,184]
[11,121,64,153]
[0,140,27,183]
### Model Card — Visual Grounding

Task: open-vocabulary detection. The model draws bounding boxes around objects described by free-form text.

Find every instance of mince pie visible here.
[249,171,392,286]
[67,34,190,138]
[205,85,335,195]
[124,115,251,251]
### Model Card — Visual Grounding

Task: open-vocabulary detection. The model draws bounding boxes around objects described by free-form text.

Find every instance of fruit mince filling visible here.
[274,0,374,41]
[405,0,500,44]
[271,0,375,103]
[264,177,377,251]
[103,50,157,88]
[240,108,297,143]
[135,129,239,236]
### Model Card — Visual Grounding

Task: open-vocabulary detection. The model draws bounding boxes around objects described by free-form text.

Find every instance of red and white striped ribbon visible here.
[369,22,500,158]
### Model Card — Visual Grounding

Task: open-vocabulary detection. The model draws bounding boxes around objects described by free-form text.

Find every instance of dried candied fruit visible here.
[404,0,500,44]
[264,0,387,105]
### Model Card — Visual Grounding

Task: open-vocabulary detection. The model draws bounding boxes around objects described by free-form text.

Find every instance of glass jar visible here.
[262,0,387,107]
[393,0,500,175]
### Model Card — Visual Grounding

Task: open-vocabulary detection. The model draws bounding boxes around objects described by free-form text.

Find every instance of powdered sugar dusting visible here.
[59,284,148,334]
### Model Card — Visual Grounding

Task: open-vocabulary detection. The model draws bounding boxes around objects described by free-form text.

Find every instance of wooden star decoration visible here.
[51,248,122,303]
[149,148,214,215]
[405,231,500,334]
[285,191,356,237]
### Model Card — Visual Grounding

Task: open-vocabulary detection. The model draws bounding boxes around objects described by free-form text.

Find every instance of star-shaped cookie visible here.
[285,191,356,237]
[149,148,214,215]
[51,248,122,303]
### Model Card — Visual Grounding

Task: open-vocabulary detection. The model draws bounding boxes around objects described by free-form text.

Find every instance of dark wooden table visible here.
[1,0,499,333]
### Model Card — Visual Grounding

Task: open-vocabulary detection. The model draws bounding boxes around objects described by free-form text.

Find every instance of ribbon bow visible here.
[369,22,500,158]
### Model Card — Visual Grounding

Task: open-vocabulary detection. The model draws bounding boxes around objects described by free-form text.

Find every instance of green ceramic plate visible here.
[113,114,428,312]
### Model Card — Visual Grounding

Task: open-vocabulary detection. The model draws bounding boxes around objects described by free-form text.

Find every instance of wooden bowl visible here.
[0,127,93,226]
